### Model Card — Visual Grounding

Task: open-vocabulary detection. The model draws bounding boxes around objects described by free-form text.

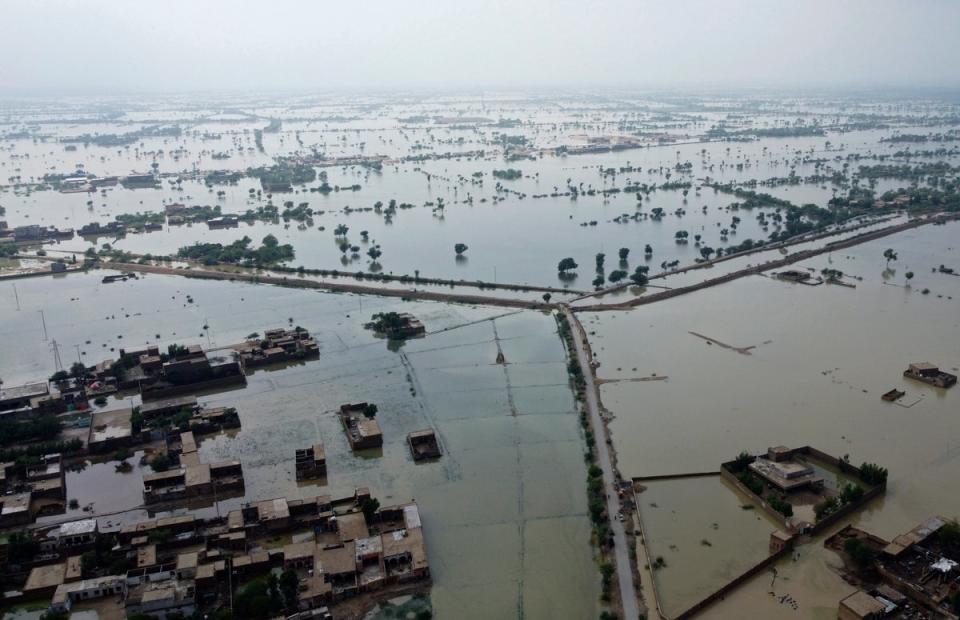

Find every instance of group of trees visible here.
[814,483,866,521]
[178,235,294,267]
[0,416,62,447]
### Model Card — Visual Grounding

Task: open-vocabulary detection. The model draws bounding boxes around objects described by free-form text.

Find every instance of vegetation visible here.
[178,234,294,266]
[859,462,888,485]
[0,416,61,447]
[843,538,877,569]
[768,495,794,517]
[558,257,578,274]
[492,168,522,180]
[360,497,380,521]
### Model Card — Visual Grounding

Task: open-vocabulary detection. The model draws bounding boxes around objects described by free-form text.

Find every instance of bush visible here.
[843,538,876,568]
[859,462,888,485]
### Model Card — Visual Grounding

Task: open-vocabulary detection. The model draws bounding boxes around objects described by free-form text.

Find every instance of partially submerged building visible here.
[239,327,320,369]
[364,312,426,339]
[903,362,957,389]
[338,404,383,451]
[87,408,134,454]
[296,443,327,480]
[407,430,441,461]
[747,446,825,493]
[831,516,960,619]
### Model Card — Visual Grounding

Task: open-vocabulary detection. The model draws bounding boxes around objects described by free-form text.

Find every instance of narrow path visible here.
[109,262,548,309]
[559,304,641,619]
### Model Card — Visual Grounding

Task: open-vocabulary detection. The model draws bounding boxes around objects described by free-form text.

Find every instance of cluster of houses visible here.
[7,489,428,618]
[0,223,74,242]
[0,454,66,528]
[237,327,320,368]
[142,429,244,505]
[834,516,960,619]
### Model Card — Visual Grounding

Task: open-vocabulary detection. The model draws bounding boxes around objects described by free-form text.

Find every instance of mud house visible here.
[87,408,134,454]
[407,430,442,461]
[239,327,319,369]
[338,404,383,450]
[295,443,327,480]
[903,362,957,388]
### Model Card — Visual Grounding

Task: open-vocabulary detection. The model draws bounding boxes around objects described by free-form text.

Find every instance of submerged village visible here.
[0,91,959,620]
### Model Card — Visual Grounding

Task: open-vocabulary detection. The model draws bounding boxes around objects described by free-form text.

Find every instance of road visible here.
[560,305,640,619]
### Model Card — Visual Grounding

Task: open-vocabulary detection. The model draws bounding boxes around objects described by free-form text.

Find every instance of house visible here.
[295,443,327,480]
[49,575,126,614]
[24,562,66,598]
[747,447,824,493]
[0,492,32,527]
[239,327,319,369]
[338,404,383,450]
[55,518,98,548]
[0,382,50,416]
[407,430,441,460]
[838,590,887,620]
[140,395,197,421]
[903,362,957,388]
[87,408,134,453]
[125,577,197,618]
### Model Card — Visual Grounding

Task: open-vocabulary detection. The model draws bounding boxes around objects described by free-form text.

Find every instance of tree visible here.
[360,497,380,521]
[149,454,172,472]
[362,403,378,418]
[454,243,468,256]
[630,265,649,285]
[883,248,898,264]
[644,243,653,255]
[367,245,382,261]
[608,270,627,283]
[557,257,578,273]
[905,271,914,283]
[70,362,87,378]
[279,569,299,609]
[618,247,630,261]
[595,252,605,271]
[843,538,876,569]
[542,293,551,303]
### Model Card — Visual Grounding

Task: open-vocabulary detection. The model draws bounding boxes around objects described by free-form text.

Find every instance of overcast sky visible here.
[2,0,958,94]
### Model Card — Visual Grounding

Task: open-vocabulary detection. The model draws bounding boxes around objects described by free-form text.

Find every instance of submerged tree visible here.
[558,257,578,274]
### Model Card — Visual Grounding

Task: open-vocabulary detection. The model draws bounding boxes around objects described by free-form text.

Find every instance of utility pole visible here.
[74,344,82,366]
[12,284,20,311]
[51,339,63,372]
[39,309,48,341]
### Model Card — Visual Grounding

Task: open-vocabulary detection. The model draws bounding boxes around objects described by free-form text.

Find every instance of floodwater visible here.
[585,220,960,617]
[637,476,780,618]
[4,94,958,290]
[0,271,600,619]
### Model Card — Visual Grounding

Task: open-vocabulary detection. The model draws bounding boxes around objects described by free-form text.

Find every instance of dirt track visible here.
[110,262,551,310]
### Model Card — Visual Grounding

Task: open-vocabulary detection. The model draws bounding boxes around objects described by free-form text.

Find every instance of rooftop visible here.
[840,590,887,617]
[25,563,66,591]
[58,518,98,537]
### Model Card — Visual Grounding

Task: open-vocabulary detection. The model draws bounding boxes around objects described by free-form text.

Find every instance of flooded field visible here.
[587,220,960,617]
[636,476,780,617]
[4,94,960,290]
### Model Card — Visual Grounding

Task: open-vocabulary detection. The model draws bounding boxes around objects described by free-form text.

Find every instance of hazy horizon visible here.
[3,0,959,96]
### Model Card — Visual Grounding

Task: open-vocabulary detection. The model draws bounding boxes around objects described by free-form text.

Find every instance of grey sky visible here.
[2,0,958,94]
